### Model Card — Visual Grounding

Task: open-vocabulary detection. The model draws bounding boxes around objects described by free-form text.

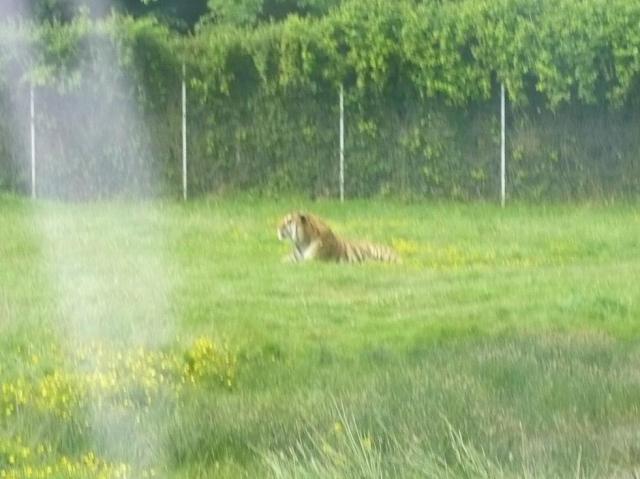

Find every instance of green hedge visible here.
[1,0,640,199]
[186,0,640,107]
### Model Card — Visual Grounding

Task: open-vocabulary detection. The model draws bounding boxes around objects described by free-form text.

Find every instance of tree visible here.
[118,0,209,31]
[0,0,75,22]
[1,0,208,31]
[204,0,342,26]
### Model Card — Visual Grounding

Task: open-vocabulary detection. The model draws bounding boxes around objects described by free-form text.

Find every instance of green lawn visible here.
[1,195,639,478]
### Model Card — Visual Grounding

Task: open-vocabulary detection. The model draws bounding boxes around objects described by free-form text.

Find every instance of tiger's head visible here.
[277,212,311,244]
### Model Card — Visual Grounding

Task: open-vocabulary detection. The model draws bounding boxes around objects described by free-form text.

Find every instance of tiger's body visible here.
[277,212,399,263]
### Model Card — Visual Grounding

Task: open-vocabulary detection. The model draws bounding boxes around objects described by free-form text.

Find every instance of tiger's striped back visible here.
[340,240,399,263]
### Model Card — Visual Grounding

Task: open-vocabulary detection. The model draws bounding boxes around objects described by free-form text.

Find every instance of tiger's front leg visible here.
[282,244,305,263]
[302,240,321,261]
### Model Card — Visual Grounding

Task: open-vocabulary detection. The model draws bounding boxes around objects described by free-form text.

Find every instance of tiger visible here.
[277,212,399,263]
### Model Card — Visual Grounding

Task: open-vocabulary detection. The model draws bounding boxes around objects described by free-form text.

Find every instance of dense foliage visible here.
[2,0,336,28]
[1,0,640,199]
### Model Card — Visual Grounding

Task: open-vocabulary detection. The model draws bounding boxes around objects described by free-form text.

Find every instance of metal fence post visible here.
[30,82,36,199]
[339,83,344,202]
[182,63,188,201]
[501,83,506,207]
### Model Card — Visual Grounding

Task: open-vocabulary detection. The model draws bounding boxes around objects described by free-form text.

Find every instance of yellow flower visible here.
[362,435,373,451]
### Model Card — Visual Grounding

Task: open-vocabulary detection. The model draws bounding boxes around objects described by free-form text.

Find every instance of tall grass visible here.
[0,195,639,477]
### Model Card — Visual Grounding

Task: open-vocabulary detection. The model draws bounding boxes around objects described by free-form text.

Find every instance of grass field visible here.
[1,195,639,478]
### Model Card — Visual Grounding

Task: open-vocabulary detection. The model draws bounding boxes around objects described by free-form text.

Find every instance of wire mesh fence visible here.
[1,66,640,201]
